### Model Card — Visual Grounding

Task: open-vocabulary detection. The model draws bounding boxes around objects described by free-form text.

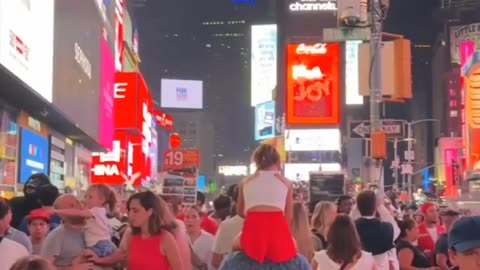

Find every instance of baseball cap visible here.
[449,216,480,252]
[28,208,51,224]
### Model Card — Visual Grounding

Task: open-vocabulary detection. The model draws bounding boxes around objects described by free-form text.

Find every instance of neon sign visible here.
[289,0,337,12]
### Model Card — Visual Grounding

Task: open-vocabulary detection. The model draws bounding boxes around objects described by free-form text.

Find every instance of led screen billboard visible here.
[52,0,102,142]
[345,41,363,105]
[255,101,275,141]
[450,23,480,64]
[285,129,341,151]
[284,163,341,181]
[251,25,277,107]
[286,43,341,126]
[161,79,203,109]
[19,128,49,184]
[0,0,54,102]
[285,0,337,38]
[99,37,115,150]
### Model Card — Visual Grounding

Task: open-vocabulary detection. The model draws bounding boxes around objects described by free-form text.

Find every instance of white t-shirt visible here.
[426,227,439,243]
[212,215,244,255]
[190,230,215,270]
[84,207,111,246]
[314,250,375,270]
[0,237,29,270]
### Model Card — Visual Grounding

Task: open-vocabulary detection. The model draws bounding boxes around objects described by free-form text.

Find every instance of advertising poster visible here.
[99,37,115,150]
[0,0,55,102]
[162,149,200,204]
[463,51,480,172]
[52,0,102,142]
[285,129,341,151]
[251,25,277,107]
[255,101,275,141]
[286,43,341,126]
[114,72,145,132]
[160,79,203,109]
[450,23,480,64]
[19,128,49,184]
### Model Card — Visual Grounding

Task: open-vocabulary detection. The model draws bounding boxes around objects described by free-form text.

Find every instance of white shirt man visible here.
[211,215,244,268]
[0,237,29,270]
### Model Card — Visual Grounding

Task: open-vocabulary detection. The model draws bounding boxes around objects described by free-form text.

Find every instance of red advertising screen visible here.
[114,72,145,132]
[91,132,128,185]
[286,43,341,126]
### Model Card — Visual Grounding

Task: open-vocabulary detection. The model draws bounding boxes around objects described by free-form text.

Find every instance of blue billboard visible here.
[255,101,275,141]
[19,128,49,184]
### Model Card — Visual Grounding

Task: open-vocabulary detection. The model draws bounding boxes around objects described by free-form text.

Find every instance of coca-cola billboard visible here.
[286,43,341,126]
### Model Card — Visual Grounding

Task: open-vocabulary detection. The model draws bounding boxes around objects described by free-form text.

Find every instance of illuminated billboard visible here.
[0,0,55,102]
[52,0,102,141]
[218,166,248,176]
[161,79,203,109]
[251,24,277,107]
[286,43,341,126]
[463,51,480,172]
[345,41,363,105]
[450,23,480,64]
[288,0,337,12]
[285,129,341,151]
[284,163,341,181]
[255,101,275,141]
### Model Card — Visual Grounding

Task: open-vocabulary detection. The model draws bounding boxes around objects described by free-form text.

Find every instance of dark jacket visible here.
[355,217,394,255]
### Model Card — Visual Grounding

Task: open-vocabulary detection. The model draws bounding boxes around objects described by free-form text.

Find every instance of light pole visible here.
[405,119,439,198]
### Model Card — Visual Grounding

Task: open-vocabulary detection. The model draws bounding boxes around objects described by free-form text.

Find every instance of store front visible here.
[0,101,19,198]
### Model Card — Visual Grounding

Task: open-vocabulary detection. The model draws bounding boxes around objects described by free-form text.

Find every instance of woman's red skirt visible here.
[240,211,297,263]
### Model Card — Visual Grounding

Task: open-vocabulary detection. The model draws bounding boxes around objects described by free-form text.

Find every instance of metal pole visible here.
[406,123,413,198]
[393,138,399,189]
[369,0,383,132]
[369,0,383,188]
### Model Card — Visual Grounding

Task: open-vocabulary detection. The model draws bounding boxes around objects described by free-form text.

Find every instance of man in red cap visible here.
[28,208,51,255]
[417,203,445,263]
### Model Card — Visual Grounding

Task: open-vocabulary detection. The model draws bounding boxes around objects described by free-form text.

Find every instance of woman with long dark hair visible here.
[121,191,183,270]
[312,215,377,270]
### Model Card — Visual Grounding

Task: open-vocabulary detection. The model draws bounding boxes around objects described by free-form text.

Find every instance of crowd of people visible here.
[0,145,480,270]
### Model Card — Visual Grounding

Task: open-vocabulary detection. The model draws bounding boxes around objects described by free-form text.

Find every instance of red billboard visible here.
[155,111,174,131]
[114,72,147,132]
[286,43,341,126]
[92,71,154,187]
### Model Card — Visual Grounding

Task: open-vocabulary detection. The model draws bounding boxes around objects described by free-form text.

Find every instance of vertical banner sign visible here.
[286,43,341,126]
[251,25,277,107]
[444,149,459,198]
[162,149,200,204]
[463,51,480,172]
[345,41,363,105]
[114,72,143,132]
[114,0,124,71]
[461,42,475,174]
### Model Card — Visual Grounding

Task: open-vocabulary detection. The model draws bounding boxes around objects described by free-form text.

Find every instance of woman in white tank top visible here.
[312,215,377,270]
[234,144,297,264]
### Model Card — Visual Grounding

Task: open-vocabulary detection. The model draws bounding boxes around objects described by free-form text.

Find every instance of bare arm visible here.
[436,254,449,270]
[284,183,293,223]
[236,181,246,218]
[162,231,184,270]
[212,253,224,269]
[54,208,92,218]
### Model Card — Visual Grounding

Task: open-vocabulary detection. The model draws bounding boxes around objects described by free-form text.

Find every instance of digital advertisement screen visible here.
[0,0,54,102]
[285,129,341,151]
[19,128,49,184]
[285,0,337,38]
[286,43,341,126]
[255,101,275,141]
[52,0,102,142]
[95,0,116,51]
[285,163,341,181]
[161,79,203,109]
[449,23,480,64]
[251,24,277,107]
[345,41,363,105]
[99,37,115,150]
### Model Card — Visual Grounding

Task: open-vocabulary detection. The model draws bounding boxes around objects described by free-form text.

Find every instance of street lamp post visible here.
[405,119,438,198]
